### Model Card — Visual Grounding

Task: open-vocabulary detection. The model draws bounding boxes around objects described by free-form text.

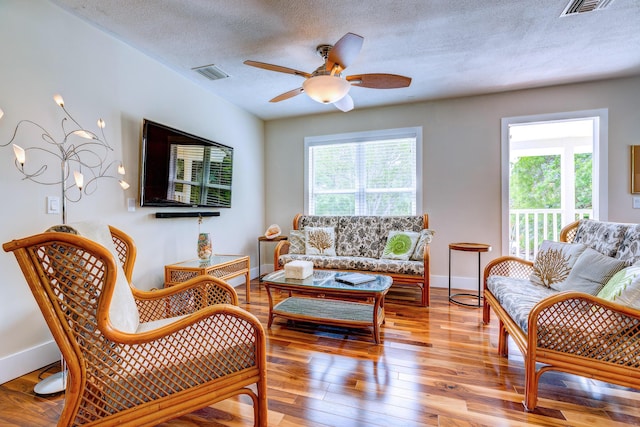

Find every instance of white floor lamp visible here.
[1,94,129,394]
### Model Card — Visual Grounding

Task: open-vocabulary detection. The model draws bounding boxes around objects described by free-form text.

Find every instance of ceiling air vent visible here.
[562,0,615,15]
[192,64,229,81]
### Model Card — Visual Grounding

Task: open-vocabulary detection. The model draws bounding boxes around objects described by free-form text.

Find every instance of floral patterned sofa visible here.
[483,219,640,411]
[273,214,433,306]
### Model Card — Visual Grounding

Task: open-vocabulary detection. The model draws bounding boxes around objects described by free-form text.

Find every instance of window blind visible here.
[306,129,419,216]
[169,144,232,207]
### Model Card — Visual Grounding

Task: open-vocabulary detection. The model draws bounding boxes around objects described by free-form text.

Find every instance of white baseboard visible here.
[431,274,481,292]
[0,340,60,385]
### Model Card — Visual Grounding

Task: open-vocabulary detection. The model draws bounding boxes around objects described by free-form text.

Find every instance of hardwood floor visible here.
[2,281,640,426]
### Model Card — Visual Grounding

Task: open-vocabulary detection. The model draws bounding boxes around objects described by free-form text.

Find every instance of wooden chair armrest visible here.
[273,240,290,271]
[100,303,263,345]
[527,291,640,361]
[560,220,580,243]
[131,276,239,322]
[483,256,534,289]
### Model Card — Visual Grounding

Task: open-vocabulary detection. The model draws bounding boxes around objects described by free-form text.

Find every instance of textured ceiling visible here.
[49,0,640,120]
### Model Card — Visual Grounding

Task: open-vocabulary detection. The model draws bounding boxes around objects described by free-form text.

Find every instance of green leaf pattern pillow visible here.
[381,231,419,261]
[597,266,640,309]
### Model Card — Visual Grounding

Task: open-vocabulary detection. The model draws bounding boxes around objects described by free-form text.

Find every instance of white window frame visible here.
[303,127,423,215]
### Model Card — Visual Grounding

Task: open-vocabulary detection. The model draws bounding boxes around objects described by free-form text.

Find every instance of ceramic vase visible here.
[197,232,212,260]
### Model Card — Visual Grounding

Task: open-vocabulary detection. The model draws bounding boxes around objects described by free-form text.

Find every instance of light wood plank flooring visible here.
[2,282,639,426]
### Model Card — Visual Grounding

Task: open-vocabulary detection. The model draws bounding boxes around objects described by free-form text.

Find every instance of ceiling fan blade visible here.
[270,88,304,103]
[327,33,363,72]
[244,60,312,78]
[346,73,412,89]
[333,94,354,112]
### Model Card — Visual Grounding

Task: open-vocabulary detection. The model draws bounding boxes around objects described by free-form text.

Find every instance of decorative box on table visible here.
[284,260,313,279]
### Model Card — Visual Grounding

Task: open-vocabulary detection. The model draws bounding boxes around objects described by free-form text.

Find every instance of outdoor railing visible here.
[510,209,592,260]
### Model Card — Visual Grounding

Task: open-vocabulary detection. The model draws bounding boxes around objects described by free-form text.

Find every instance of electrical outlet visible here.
[127,198,136,212]
[47,196,60,214]
[634,197,640,209]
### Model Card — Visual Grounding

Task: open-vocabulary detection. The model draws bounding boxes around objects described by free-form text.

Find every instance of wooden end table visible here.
[257,235,287,280]
[448,242,492,308]
[165,255,251,302]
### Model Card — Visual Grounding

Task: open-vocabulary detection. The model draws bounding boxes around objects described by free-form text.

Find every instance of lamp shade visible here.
[302,75,350,104]
[73,170,84,190]
[13,144,25,165]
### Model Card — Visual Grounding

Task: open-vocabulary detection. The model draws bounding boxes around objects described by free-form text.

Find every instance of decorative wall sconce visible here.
[1,94,129,223]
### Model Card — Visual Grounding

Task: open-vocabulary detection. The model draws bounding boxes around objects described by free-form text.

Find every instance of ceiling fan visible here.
[244,32,412,112]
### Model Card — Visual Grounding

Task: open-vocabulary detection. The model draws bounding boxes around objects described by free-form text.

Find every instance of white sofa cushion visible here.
[530,241,587,289]
[71,221,140,334]
[305,227,337,256]
[556,248,627,295]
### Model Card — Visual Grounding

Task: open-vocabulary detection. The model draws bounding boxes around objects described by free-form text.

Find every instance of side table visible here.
[258,235,287,281]
[165,255,251,302]
[448,242,492,308]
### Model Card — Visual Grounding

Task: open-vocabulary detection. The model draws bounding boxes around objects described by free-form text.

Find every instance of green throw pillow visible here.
[597,266,640,309]
[381,231,419,261]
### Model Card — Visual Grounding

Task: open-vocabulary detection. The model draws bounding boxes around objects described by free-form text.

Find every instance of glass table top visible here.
[169,255,246,268]
[261,270,392,293]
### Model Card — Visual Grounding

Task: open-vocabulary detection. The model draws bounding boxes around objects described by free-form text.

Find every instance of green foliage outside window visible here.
[510,153,592,256]
[575,153,593,209]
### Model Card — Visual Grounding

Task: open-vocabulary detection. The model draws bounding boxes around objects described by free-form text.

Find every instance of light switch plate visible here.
[127,198,136,212]
[47,196,60,214]
[634,197,640,209]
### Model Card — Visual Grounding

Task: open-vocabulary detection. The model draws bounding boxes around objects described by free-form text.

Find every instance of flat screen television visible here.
[140,119,233,208]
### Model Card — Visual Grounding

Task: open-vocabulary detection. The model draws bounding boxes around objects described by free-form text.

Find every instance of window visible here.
[304,127,422,215]
[501,109,608,258]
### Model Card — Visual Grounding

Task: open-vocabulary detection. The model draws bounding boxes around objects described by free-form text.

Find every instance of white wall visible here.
[0,0,264,383]
[265,75,640,288]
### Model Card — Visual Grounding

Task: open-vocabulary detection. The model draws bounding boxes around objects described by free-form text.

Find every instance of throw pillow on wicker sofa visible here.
[597,265,640,309]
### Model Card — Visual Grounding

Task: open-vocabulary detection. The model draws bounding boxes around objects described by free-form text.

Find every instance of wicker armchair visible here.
[3,225,267,426]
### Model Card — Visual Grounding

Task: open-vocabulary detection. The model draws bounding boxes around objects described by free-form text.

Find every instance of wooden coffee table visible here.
[261,270,392,344]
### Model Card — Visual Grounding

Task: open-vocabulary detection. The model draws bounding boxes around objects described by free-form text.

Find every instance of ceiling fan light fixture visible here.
[302,75,350,104]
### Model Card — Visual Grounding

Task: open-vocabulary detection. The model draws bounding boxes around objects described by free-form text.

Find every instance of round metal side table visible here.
[448,242,492,308]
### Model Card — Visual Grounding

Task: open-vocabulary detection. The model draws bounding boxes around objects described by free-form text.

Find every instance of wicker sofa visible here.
[483,219,640,411]
[273,214,432,306]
